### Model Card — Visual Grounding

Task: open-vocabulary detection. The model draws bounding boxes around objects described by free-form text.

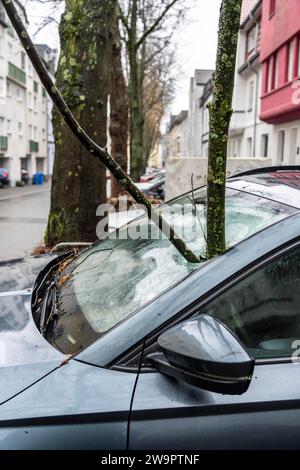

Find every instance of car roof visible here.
[228,171,300,209]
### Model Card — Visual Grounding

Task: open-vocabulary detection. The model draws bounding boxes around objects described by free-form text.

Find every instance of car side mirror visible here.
[147,314,254,395]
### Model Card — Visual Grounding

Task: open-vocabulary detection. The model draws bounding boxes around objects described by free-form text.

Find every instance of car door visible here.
[129,240,300,450]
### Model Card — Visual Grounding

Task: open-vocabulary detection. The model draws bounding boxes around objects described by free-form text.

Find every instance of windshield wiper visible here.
[39,281,58,334]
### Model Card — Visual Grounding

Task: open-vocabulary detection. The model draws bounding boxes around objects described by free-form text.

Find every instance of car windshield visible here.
[45,187,296,354]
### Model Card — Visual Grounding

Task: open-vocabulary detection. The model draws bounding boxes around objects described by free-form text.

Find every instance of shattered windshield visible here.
[45,187,296,354]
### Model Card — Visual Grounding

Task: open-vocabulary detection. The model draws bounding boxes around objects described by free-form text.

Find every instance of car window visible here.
[198,245,300,359]
[47,187,295,354]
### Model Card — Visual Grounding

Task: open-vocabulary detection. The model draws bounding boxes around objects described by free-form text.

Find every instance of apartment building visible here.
[36,44,58,176]
[164,0,300,199]
[0,1,48,186]
[260,0,300,164]
[164,111,189,159]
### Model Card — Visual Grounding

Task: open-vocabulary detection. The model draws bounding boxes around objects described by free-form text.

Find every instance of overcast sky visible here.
[24,0,221,116]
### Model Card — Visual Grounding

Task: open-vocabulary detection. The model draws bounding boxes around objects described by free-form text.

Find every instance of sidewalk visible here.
[0,182,51,261]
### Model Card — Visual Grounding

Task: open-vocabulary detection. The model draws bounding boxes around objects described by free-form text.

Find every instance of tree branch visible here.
[117,3,129,33]
[1,0,199,264]
[135,0,179,50]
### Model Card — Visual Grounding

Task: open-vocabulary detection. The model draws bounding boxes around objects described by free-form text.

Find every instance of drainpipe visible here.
[248,13,260,159]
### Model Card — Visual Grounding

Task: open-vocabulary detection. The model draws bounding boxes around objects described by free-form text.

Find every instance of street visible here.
[0,183,50,261]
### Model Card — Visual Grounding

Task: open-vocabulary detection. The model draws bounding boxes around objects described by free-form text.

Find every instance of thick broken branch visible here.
[1,0,199,264]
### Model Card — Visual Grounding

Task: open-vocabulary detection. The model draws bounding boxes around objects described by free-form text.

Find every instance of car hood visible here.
[0,255,66,404]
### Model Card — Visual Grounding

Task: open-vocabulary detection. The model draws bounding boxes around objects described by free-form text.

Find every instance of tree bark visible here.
[45,0,117,245]
[206,0,242,259]
[110,18,128,198]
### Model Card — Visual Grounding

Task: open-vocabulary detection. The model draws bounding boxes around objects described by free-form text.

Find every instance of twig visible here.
[2,0,199,264]
[187,174,207,260]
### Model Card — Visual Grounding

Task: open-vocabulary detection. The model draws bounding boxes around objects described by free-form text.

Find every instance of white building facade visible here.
[164,0,273,200]
[0,1,48,186]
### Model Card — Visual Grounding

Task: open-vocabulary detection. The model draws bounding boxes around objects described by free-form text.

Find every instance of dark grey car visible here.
[0,167,300,450]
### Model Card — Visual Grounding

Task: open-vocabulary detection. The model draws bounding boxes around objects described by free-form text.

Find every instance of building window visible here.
[268,53,279,91]
[269,0,276,18]
[28,92,33,110]
[246,26,256,60]
[6,80,11,97]
[33,96,37,112]
[0,117,4,135]
[29,125,33,140]
[287,41,295,82]
[6,119,11,135]
[18,122,23,136]
[246,137,252,158]
[42,128,46,140]
[34,126,37,141]
[295,35,300,77]
[261,134,269,158]
[16,87,23,102]
[248,81,254,111]
[278,130,285,163]
[0,76,4,97]
[33,81,38,93]
[21,51,26,70]
[267,58,273,92]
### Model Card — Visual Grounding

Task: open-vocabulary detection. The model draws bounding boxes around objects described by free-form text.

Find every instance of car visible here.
[0,166,300,450]
[0,168,10,187]
[136,176,165,200]
[140,169,165,183]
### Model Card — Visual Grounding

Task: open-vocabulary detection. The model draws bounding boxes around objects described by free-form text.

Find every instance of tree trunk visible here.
[206,0,242,259]
[110,19,128,198]
[127,0,144,182]
[45,0,117,245]
[129,58,144,182]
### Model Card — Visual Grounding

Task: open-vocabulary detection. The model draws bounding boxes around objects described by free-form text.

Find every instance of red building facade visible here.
[260,0,300,124]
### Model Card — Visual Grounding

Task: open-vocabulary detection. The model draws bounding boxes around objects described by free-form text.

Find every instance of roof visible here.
[240,0,262,29]
[194,69,214,86]
[168,111,188,132]
[228,171,300,209]
[240,0,261,24]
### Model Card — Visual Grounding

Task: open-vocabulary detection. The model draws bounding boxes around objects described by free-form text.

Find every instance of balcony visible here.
[0,136,7,151]
[29,140,39,152]
[8,62,26,85]
[260,81,300,124]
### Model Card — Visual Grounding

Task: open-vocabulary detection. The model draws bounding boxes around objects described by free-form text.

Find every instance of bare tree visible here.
[119,0,186,181]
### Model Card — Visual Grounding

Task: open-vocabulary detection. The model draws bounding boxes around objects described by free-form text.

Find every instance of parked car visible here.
[0,168,10,188]
[140,169,165,183]
[0,166,300,450]
[136,175,165,200]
